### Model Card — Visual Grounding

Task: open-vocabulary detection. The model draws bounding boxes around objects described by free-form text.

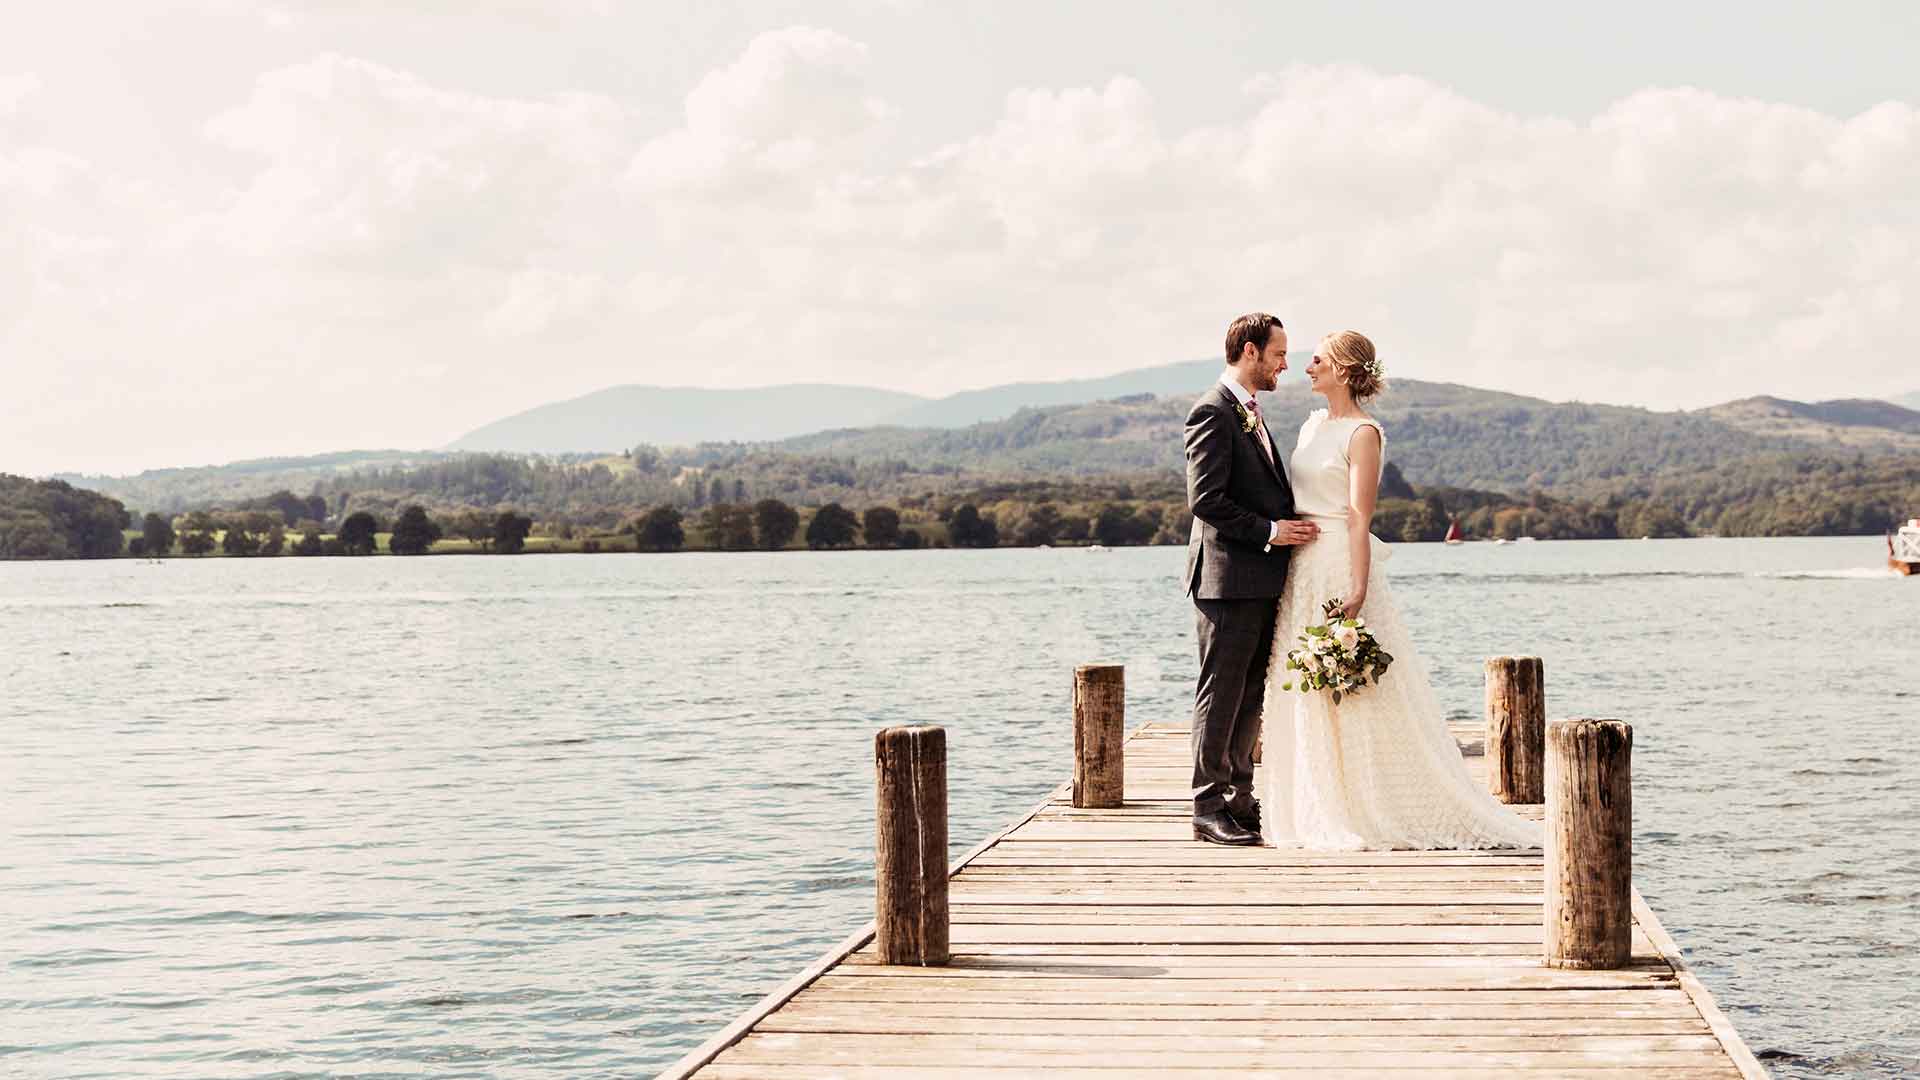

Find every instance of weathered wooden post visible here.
[1485,656,1545,804]
[874,724,949,966]
[1545,718,1633,970]
[1072,664,1125,808]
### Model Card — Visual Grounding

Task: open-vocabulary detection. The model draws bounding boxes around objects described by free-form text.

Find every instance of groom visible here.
[1184,312,1318,845]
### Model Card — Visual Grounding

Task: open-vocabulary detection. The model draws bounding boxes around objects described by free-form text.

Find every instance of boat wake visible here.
[1751,567,1904,581]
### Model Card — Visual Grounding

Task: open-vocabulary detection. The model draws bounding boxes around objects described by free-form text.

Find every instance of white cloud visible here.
[629,27,894,192]
[0,72,41,116]
[483,267,611,338]
[202,53,630,272]
[5,34,1920,476]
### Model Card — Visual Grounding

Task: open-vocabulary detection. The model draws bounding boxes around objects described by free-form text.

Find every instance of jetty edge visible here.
[660,663,1768,1079]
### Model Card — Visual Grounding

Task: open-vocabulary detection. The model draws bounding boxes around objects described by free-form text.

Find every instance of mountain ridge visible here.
[446,358,1920,457]
[446,383,927,453]
[441,360,1244,452]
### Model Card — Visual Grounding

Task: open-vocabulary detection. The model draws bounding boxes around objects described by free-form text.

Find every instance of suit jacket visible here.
[1183,381,1296,599]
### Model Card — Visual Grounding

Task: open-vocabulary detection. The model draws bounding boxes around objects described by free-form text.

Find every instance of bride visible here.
[1260,331,1540,850]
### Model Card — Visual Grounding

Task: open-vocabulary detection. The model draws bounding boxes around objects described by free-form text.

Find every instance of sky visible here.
[4,1,1920,477]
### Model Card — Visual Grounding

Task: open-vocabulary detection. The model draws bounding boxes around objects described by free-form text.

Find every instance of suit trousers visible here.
[1190,596,1279,816]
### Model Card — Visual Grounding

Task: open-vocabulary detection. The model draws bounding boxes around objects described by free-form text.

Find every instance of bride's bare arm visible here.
[1341,424,1383,618]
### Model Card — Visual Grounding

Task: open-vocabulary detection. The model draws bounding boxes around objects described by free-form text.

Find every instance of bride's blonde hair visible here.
[1320,330,1385,401]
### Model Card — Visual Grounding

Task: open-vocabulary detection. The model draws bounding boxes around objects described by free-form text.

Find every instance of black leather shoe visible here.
[1227,799,1262,836]
[1193,810,1260,846]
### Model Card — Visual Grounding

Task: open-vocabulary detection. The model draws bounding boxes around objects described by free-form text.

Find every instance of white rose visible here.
[1335,626,1360,651]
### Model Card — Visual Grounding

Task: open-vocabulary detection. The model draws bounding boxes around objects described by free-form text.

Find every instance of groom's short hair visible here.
[1225,313,1284,364]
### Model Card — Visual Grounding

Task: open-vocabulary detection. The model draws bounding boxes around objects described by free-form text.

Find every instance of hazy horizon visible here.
[6,1,1920,476]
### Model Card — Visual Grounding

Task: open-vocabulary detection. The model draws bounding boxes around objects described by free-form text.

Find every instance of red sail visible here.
[1444,519,1463,542]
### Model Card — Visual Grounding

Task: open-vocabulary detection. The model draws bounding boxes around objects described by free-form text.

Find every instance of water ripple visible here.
[1,537,1915,1078]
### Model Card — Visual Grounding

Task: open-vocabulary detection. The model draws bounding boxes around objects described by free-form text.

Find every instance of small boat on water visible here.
[1891,520,1920,576]
[1444,519,1464,546]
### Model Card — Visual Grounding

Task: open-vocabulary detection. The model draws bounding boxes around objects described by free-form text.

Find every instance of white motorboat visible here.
[1891,520,1920,576]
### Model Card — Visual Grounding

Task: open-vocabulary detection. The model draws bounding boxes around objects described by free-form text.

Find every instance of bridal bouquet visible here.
[1278,598,1394,704]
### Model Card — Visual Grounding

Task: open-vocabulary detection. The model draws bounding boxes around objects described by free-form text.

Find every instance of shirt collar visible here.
[1218,369,1256,407]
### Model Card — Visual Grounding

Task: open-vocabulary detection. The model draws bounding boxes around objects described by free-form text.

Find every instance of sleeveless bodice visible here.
[1289,409,1385,520]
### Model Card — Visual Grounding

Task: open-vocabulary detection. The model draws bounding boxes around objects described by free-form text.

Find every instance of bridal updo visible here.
[1321,330,1385,401]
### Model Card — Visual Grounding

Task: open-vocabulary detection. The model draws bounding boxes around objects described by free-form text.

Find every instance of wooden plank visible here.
[958,866,1548,879]
[971,853,1549,865]
[796,986,1705,1007]
[702,1060,1743,1068]
[862,942,1553,957]
[848,949,1566,968]
[948,909,1545,925]
[774,998,1707,1019]
[813,968,1678,989]
[757,1015,1714,1036]
[717,1032,1730,1063]
[937,923,1571,943]
[950,891,1545,901]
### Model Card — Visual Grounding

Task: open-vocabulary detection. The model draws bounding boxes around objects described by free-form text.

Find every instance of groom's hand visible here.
[1269,519,1319,547]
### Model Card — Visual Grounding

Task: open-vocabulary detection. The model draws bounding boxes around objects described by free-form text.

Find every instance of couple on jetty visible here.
[1185,313,1540,851]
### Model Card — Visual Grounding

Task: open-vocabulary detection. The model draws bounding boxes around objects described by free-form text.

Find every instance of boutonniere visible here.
[1235,403,1258,433]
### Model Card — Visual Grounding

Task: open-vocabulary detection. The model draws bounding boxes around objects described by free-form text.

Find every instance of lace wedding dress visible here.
[1260,410,1541,850]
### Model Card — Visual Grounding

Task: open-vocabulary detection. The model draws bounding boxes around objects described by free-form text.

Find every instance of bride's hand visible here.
[1338,591,1366,620]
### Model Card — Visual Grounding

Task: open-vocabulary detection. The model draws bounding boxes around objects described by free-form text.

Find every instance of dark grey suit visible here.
[1184,381,1295,816]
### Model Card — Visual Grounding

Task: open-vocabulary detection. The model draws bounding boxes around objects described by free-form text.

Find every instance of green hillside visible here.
[31,378,1920,552]
[763,378,1916,492]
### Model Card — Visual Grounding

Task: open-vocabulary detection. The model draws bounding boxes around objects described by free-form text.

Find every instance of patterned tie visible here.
[1245,398,1276,469]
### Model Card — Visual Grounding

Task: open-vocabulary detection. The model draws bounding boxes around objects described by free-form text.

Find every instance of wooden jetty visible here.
[662,671,1766,1078]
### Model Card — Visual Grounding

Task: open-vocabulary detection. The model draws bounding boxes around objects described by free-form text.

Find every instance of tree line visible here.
[118,505,538,558]
[8,447,1919,560]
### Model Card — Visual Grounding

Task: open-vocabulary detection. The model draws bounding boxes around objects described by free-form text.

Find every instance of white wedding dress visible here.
[1260,410,1541,850]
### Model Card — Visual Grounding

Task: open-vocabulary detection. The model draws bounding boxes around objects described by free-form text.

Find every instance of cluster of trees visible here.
[609,495,1184,553]
[1367,492,1691,542]
[235,490,331,530]
[1592,454,1920,538]
[1,475,131,559]
[304,451,957,535]
[619,500,930,552]
[119,503,536,558]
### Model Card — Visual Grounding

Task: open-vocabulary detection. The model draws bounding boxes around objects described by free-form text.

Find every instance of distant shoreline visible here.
[2,531,1899,565]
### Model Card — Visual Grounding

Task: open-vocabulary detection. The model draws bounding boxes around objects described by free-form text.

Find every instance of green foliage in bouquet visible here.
[1279,598,1395,705]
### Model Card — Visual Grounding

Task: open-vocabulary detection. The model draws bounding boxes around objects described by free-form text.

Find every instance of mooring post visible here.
[1485,656,1546,804]
[1072,664,1125,808]
[874,724,949,966]
[1545,718,1633,970]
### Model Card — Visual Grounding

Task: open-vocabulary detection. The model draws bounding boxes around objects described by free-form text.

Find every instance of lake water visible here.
[3,538,1916,1078]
